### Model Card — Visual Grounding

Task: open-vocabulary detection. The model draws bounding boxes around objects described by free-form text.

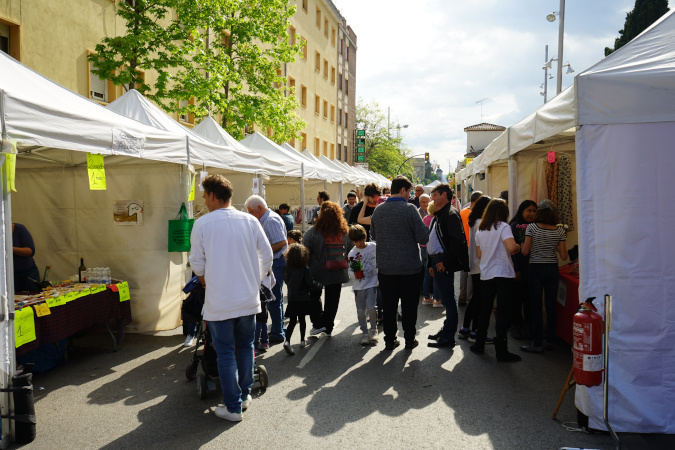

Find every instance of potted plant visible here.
[349,254,364,279]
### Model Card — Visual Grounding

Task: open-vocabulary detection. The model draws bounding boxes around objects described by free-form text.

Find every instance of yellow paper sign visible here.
[46,295,66,308]
[87,153,107,190]
[117,281,130,302]
[2,139,17,193]
[188,173,196,201]
[75,288,91,299]
[63,291,79,303]
[90,285,106,295]
[15,307,37,347]
[34,303,51,317]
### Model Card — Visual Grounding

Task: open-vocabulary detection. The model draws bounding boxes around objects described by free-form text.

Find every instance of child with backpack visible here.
[347,224,379,345]
[283,243,323,355]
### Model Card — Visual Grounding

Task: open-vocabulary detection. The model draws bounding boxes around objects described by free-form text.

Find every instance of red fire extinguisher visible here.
[573,297,604,387]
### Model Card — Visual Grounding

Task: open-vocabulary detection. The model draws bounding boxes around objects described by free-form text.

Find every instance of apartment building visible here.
[1,0,357,164]
[285,0,357,164]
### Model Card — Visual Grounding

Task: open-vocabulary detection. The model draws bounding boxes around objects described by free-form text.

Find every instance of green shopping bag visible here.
[168,203,195,252]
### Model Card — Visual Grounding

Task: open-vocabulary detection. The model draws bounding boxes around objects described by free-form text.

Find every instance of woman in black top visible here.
[509,200,537,340]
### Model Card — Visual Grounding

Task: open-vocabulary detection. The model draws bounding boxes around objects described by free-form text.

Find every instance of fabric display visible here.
[545,158,559,208]
[556,154,574,231]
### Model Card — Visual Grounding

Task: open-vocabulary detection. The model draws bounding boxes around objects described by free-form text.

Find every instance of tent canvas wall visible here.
[573,10,675,433]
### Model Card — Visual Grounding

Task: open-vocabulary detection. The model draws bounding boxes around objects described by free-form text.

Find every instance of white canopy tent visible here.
[573,10,675,433]
[291,148,344,204]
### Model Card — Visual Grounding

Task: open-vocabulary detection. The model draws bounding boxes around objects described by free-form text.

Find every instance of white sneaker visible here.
[309,327,326,336]
[241,395,252,411]
[369,329,379,343]
[215,406,242,421]
[283,341,295,355]
[184,336,195,347]
[360,334,370,345]
[300,340,309,348]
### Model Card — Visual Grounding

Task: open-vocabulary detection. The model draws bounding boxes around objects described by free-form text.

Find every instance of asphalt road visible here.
[16,277,673,449]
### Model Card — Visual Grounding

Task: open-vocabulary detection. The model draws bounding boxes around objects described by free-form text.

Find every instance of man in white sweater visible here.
[190,175,273,422]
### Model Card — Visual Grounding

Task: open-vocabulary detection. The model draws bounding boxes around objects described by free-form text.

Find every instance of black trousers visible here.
[378,271,423,344]
[463,274,482,330]
[475,277,514,348]
[313,283,342,334]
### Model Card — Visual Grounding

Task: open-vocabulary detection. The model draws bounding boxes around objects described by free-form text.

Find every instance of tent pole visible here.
[339,182,343,206]
[508,157,517,221]
[300,163,306,233]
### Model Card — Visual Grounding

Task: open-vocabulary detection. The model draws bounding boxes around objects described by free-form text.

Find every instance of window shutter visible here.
[0,23,9,38]
[89,61,108,102]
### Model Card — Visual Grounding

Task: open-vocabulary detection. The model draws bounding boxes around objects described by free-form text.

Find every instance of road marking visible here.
[296,320,340,369]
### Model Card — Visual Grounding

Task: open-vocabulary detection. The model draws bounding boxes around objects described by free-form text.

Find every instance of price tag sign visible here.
[64,291,79,303]
[90,285,107,295]
[117,281,130,302]
[15,307,37,347]
[75,288,91,299]
[547,151,556,163]
[34,303,51,317]
[46,295,66,308]
[87,152,107,190]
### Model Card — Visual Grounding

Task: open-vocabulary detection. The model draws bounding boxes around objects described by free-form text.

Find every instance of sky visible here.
[333,0,636,173]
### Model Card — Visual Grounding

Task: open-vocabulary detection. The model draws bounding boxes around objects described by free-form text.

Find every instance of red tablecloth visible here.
[16,288,132,356]
[556,266,580,345]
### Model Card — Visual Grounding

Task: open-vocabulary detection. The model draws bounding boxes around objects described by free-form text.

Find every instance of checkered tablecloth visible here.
[16,288,132,356]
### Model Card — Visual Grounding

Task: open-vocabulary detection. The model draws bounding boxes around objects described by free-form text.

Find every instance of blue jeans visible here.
[431,255,458,341]
[208,315,256,413]
[269,257,286,340]
[421,247,434,298]
[528,263,560,346]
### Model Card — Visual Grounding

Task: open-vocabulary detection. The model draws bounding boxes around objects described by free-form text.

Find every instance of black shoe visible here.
[405,339,419,349]
[428,339,455,348]
[384,340,400,351]
[497,352,522,362]
[268,336,285,344]
[469,344,484,355]
[510,326,525,340]
[428,330,443,340]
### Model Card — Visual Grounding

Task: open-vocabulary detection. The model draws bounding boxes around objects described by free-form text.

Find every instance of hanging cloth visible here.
[556,154,574,231]
[545,159,559,208]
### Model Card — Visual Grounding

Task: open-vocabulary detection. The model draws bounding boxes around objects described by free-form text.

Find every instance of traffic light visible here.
[425,152,430,162]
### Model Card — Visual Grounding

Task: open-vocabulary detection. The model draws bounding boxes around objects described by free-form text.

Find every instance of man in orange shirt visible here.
[458,191,483,306]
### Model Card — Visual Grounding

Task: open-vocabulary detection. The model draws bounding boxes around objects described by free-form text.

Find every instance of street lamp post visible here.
[556,0,565,95]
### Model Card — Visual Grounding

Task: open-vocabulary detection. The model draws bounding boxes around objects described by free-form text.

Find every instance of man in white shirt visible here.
[190,175,273,422]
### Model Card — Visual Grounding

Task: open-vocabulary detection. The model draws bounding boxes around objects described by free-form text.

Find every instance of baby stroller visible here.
[183,279,269,399]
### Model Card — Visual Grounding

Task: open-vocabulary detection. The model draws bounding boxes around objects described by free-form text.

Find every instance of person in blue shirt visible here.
[13,223,40,293]
[278,203,295,232]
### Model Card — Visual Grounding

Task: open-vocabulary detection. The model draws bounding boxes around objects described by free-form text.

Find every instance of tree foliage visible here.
[89,0,305,143]
[355,99,414,180]
[605,0,669,56]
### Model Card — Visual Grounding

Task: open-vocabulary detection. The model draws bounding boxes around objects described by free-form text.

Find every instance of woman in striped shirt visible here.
[520,200,568,353]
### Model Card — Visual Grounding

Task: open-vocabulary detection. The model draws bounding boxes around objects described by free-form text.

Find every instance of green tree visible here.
[356,99,414,179]
[605,0,669,56]
[164,0,305,142]
[89,0,184,94]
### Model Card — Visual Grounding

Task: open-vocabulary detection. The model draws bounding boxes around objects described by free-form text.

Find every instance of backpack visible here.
[324,234,348,270]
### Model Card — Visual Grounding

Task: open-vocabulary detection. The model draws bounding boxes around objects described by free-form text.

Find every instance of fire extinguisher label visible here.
[583,354,603,372]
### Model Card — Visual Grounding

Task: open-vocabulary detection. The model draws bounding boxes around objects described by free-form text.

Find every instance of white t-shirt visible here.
[348,242,378,290]
[475,221,516,280]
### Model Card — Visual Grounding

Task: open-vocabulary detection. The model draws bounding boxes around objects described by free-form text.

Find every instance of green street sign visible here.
[357,129,366,136]
[357,146,365,153]
[356,155,365,161]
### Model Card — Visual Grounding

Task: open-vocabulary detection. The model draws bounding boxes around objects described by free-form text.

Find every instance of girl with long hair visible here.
[509,200,538,340]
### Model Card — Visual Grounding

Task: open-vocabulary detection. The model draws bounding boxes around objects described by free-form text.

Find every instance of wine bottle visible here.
[79,258,87,283]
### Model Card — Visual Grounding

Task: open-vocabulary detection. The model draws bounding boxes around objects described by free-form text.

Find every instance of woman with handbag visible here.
[303,201,353,337]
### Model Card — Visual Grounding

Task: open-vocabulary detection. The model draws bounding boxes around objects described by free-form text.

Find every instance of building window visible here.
[338,73,342,91]
[0,20,20,60]
[345,79,349,96]
[338,108,342,126]
[315,95,320,115]
[330,143,335,159]
[289,25,296,46]
[315,138,320,156]
[301,85,307,107]
[323,100,328,119]
[315,51,321,71]
[324,19,328,37]
[331,28,336,46]
[339,38,343,55]
[245,124,254,135]
[266,127,273,138]
[346,46,350,62]
[301,36,307,60]
[345,112,348,127]
[288,76,295,93]
[302,0,308,13]
[323,59,328,78]
[330,105,335,122]
[331,66,335,84]
[88,54,120,104]
[337,143,342,160]
[301,132,307,150]
[316,8,321,28]
[323,140,328,156]
[178,98,195,125]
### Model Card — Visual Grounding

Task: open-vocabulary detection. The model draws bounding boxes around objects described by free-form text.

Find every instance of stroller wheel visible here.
[185,362,198,381]
[197,374,208,399]
[257,364,269,389]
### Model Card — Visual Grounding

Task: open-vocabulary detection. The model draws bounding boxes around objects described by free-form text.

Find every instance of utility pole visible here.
[556,0,565,95]
[543,45,549,103]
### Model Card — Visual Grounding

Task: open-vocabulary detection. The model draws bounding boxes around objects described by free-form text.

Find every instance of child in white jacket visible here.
[347,225,379,345]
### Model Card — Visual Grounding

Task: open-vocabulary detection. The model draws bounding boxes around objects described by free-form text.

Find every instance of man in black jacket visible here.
[427,184,470,348]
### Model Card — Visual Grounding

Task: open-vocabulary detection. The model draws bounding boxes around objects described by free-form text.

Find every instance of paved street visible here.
[18,278,670,449]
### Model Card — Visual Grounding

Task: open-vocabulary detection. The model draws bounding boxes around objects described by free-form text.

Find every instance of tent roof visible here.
[315,154,361,185]
[577,9,675,126]
[107,91,263,174]
[239,132,326,180]
[0,51,187,164]
[290,148,342,183]
[332,160,368,185]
